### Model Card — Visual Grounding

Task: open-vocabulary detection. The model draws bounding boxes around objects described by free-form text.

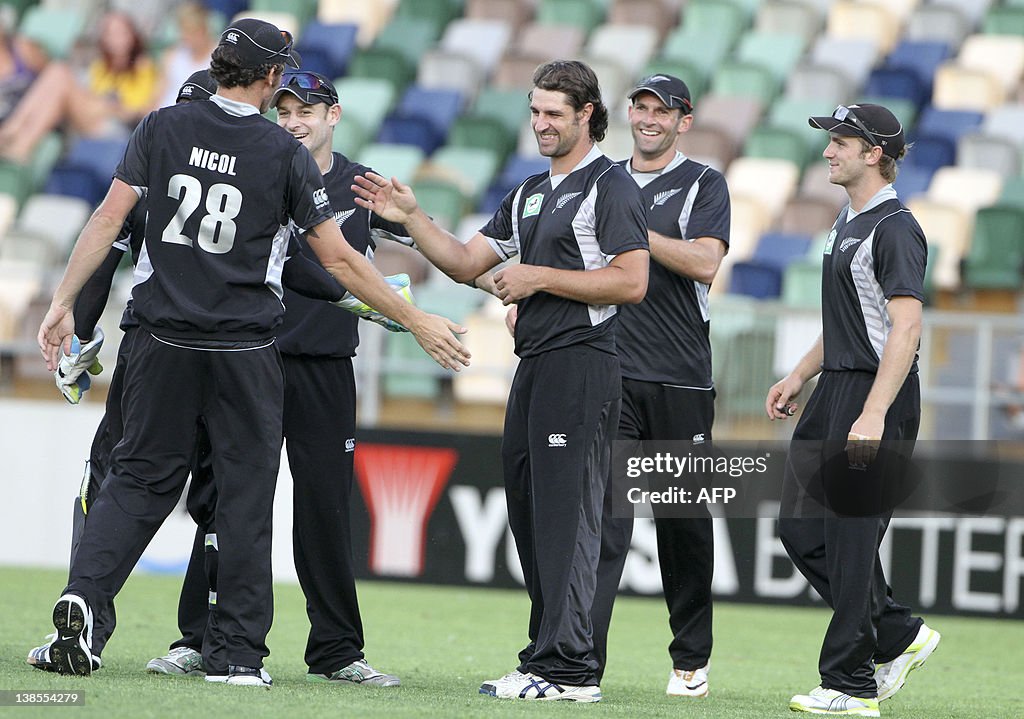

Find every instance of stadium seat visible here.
[12,194,91,258]
[827,1,900,54]
[915,106,984,145]
[903,135,957,173]
[395,0,461,25]
[683,0,748,50]
[27,133,63,195]
[580,54,630,108]
[729,232,813,299]
[999,176,1024,208]
[453,299,518,404]
[810,36,879,88]
[536,0,605,36]
[933,63,1005,112]
[251,0,317,29]
[332,113,368,158]
[943,0,998,26]
[784,63,854,106]
[767,97,834,156]
[17,6,85,60]
[756,0,823,46]
[0,193,18,239]
[958,34,1024,97]
[427,146,501,201]
[982,103,1024,147]
[659,27,735,81]
[410,178,466,231]
[907,198,971,290]
[782,257,823,308]
[608,0,680,42]
[692,94,765,149]
[711,60,779,106]
[316,0,395,45]
[884,40,951,97]
[743,127,813,169]
[334,77,396,137]
[891,165,935,201]
[597,121,633,163]
[356,143,426,183]
[493,51,550,90]
[497,155,549,189]
[44,138,127,207]
[641,58,709,106]
[466,0,534,33]
[295,21,358,79]
[957,134,1021,178]
[716,194,771,289]
[416,50,484,101]
[777,196,843,236]
[392,86,464,146]
[927,166,1003,215]
[447,116,515,168]
[376,116,445,155]
[799,162,850,207]
[347,47,415,97]
[677,126,738,173]
[585,23,659,78]
[961,204,1024,290]
[726,158,800,220]
[471,87,531,139]
[864,67,930,110]
[374,16,445,67]
[735,31,807,83]
[513,22,586,58]
[440,18,513,75]
[983,5,1024,36]
[905,4,972,47]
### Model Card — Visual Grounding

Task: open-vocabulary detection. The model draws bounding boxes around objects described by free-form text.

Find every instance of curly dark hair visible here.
[531,60,609,143]
[209,45,282,89]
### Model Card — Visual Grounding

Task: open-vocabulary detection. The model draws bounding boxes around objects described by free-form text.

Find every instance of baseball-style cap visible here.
[809,104,905,159]
[272,71,339,107]
[628,74,693,113]
[218,18,300,69]
[176,69,217,102]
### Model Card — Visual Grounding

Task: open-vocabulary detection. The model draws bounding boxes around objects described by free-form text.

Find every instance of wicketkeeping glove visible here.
[333,273,415,333]
[55,328,105,404]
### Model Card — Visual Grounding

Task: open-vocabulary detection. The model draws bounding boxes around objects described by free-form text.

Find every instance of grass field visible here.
[0,567,1020,718]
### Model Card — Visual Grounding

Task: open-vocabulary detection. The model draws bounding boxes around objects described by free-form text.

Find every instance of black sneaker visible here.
[225,665,272,688]
[49,594,93,676]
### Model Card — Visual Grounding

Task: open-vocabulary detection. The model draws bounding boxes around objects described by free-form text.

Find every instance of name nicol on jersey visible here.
[188,146,238,176]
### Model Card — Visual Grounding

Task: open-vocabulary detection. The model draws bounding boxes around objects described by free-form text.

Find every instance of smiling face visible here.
[275,93,339,162]
[628,91,690,165]
[529,87,590,160]
[822,132,875,187]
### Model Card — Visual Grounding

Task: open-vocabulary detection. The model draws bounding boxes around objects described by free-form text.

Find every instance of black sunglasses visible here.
[832,105,880,148]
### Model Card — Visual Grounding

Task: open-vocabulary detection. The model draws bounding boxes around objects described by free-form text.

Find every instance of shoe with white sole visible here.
[308,658,400,686]
[28,633,101,673]
[875,623,940,701]
[667,662,709,697]
[49,594,94,676]
[146,646,206,676]
[480,671,601,702]
[225,665,272,688]
[789,686,879,717]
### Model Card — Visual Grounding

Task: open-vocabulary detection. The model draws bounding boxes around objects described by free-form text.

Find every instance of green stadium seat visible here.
[782,258,823,308]
[395,0,463,27]
[28,133,63,194]
[334,77,396,137]
[332,113,368,158]
[347,47,415,97]
[683,0,747,49]
[659,30,733,81]
[411,177,467,231]
[641,58,708,106]
[856,96,918,130]
[447,116,516,167]
[983,6,1024,36]
[962,205,1024,290]
[743,126,812,169]
[537,0,605,36]
[471,87,531,138]
[711,60,779,106]
[767,98,835,158]
[735,31,806,83]
[998,176,1024,208]
[373,16,445,67]
[0,0,38,24]
[356,143,426,183]
[429,146,501,201]
[251,0,317,29]
[18,6,84,60]
[0,160,32,208]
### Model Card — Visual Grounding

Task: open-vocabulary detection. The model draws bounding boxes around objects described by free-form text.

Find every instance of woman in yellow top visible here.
[0,11,161,164]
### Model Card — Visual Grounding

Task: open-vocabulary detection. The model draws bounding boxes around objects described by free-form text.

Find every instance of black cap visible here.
[628,74,693,113]
[272,71,339,107]
[218,18,300,69]
[809,103,905,159]
[176,69,217,102]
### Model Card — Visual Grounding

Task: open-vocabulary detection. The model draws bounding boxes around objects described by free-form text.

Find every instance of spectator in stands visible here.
[153,1,218,109]
[0,11,160,163]
[0,17,47,124]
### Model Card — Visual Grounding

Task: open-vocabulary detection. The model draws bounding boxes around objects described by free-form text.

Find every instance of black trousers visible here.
[505,346,620,687]
[172,354,364,675]
[778,370,923,697]
[66,331,283,669]
[592,380,715,681]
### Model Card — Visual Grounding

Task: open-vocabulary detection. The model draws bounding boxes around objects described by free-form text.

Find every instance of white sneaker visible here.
[874,623,940,701]
[225,665,272,688]
[481,671,601,702]
[49,594,94,676]
[789,686,879,716]
[667,662,710,697]
[146,646,206,676]
[308,658,400,686]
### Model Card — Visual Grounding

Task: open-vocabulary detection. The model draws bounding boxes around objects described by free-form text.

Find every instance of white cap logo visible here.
[225,31,239,44]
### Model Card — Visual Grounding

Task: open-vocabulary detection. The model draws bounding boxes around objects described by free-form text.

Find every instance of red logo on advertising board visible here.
[354,443,458,576]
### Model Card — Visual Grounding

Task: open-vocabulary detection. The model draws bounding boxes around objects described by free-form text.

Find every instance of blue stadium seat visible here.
[479,155,550,214]
[892,165,935,200]
[396,86,463,140]
[915,106,985,145]
[43,138,127,206]
[864,68,930,110]
[729,232,812,299]
[884,40,951,95]
[902,135,957,173]
[376,116,445,155]
[296,21,359,78]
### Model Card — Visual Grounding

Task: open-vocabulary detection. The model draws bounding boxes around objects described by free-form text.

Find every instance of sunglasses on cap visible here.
[832,105,880,148]
[281,71,338,104]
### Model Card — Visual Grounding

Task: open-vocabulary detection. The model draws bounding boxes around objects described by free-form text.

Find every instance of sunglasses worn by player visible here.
[280,71,338,105]
[831,105,881,148]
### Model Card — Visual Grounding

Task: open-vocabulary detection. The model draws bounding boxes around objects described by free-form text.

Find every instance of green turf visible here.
[0,567,1020,718]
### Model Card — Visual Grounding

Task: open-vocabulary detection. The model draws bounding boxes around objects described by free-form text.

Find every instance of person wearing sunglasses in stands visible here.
[765,104,940,717]
[35,18,468,687]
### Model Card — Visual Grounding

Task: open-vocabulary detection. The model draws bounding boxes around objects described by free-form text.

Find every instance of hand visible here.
[765,374,803,420]
[493,264,545,305]
[351,172,419,224]
[407,312,471,371]
[38,304,76,372]
[504,305,517,337]
[334,273,414,332]
[846,414,884,468]
[54,329,105,404]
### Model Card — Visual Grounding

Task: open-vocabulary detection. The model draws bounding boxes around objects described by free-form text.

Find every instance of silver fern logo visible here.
[552,191,582,211]
[334,208,356,226]
[651,188,682,209]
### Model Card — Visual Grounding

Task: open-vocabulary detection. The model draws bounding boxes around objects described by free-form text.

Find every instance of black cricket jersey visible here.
[116,95,332,342]
[277,152,412,358]
[480,145,648,358]
[615,152,731,387]
[820,186,927,374]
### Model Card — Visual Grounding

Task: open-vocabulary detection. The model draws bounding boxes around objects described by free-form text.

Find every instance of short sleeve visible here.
[874,214,927,303]
[685,169,731,249]
[285,144,334,231]
[594,169,648,258]
[114,111,158,191]
[480,185,520,260]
